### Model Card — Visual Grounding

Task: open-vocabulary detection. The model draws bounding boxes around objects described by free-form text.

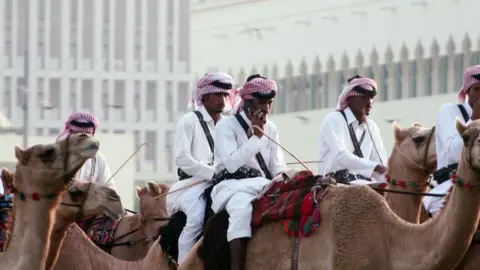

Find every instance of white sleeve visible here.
[94,152,116,190]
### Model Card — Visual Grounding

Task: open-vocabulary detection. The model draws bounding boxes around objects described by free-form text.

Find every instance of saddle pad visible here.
[251,170,319,228]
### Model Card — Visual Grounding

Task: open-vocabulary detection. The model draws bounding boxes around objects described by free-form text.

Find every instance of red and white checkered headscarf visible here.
[230,76,278,114]
[458,65,480,103]
[56,111,99,141]
[188,72,235,110]
[335,77,377,111]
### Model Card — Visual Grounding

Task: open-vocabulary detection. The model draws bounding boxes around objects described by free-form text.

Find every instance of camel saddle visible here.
[251,170,331,237]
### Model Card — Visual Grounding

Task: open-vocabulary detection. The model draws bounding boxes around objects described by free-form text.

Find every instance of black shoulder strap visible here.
[234,114,273,180]
[339,111,365,158]
[193,111,215,154]
[457,104,470,123]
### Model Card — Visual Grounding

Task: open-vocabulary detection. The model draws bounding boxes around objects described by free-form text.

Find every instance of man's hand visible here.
[248,108,266,138]
[472,100,480,121]
[374,164,387,174]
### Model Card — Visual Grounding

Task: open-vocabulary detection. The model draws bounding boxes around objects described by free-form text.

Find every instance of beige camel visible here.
[109,182,170,260]
[180,118,480,270]
[0,168,126,268]
[0,133,99,270]
[386,123,436,223]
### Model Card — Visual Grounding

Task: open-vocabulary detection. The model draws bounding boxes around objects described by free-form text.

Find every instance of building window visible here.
[166,81,174,122]
[439,56,448,94]
[145,130,157,172]
[134,130,141,172]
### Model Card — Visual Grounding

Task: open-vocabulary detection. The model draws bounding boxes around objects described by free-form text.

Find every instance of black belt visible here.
[433,163,458,184]
[177,162,214,181]
[326,169,371,183]
[213,166,263,184]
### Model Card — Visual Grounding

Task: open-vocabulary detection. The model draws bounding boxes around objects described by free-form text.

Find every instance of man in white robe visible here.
[56,111,115,190]
[166,72,234,263]
[423,65,480,216]
[211,74,286,270]
[317,75,388,185]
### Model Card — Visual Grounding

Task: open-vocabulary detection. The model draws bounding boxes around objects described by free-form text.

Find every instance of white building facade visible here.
[0,0,192,193]
[189,0,480,169]
[192,0,480,113]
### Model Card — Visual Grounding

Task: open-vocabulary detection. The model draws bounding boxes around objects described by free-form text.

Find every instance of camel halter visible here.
[12,135,76,201]
[391,126,436,177]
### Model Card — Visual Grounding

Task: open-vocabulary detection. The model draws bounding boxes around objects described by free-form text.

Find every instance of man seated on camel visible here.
[211,74,286,270]
[166,72,234,263]
[57,111,115,189]
[57,111,117,246]
[424,65,480,216]
[317,75,388,185]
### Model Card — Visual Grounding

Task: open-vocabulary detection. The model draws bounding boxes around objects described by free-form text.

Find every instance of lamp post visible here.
[22,0,30,148]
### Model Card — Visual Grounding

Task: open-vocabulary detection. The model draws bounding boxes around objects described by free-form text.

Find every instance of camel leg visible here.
[230,238,248,270]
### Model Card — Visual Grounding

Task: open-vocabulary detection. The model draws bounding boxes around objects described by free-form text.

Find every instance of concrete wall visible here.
[191,0,480,75]
[270,92,456,170]
[0,133,136,209]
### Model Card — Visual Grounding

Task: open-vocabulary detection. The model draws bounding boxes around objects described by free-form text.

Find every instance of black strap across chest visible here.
[177,111,215,181]
[339,111,366,158]
[457,104,470,123]
[193,111,215,154]
[234,114,273,180]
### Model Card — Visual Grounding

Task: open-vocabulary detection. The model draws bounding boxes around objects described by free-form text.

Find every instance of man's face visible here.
[468,83,480,105]
[251,98,274,116]
[348,94,374,117]
[203,93,230,113]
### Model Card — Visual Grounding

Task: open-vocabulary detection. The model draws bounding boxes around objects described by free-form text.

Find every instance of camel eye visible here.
[412,136,424,144]
[68,188,85,200]
[39,147,56,163]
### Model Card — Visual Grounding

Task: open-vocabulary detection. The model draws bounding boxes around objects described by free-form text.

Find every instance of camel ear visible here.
[147,181,161,196]
[1,168,13,189]
[135,186,143,198]
[412,122,422,128]
[393,121,408,141]
[14,145,30,165]
[455,117,467,136]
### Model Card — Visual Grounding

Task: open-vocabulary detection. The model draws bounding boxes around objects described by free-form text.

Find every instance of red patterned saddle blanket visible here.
[77,214,118,252]
[251,170,329,237]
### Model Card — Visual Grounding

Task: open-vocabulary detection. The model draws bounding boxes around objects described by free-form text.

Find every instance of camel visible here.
[385,123,436,223]
[180,118,480,270]
[0,168,125,269]
[31,183,171,270]
[0,133,99,270]
[108,182,170,260]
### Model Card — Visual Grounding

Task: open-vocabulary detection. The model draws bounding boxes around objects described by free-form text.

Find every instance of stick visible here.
[154,179,205,199]
[105,142,152,184]
[286,161,323,165]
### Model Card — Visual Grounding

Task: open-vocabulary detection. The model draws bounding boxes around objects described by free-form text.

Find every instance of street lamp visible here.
[22,0,30,149]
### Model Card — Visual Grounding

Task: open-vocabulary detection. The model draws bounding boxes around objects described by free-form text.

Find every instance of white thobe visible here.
[76,151,116,190]
[423,102,472,215]
[166,106,217,263]
[317,107,388,183]
[211,111,286,242]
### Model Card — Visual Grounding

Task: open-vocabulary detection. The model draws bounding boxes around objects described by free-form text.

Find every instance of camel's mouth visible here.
[81,143,99,157]
[102,206,123,220]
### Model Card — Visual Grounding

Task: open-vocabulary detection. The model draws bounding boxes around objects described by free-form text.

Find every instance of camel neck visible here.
[7,195,60,270]
[395,160,480,269]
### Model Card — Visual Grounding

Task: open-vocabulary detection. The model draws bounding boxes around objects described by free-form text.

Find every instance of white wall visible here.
[0,133,136,209]
[191,0,480,75]
[270,92,456,170]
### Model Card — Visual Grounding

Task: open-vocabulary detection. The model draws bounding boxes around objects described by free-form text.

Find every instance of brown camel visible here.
[180,118,480,270]
[0,168,125,269]
[109,182,170,260]
[0,133,99,270]
[385,122,436,223]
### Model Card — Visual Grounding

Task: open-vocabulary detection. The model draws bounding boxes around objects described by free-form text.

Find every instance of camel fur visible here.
[109,182,170,260]
[180,118,480,270]
[385,122,436,223]
[0,133,99,270]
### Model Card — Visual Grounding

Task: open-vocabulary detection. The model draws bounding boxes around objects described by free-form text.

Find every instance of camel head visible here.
[13,133,99,199]
[456,118,480,171]
[135,181,170,235]
[391,121,437,174]
[59,180,125,223]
